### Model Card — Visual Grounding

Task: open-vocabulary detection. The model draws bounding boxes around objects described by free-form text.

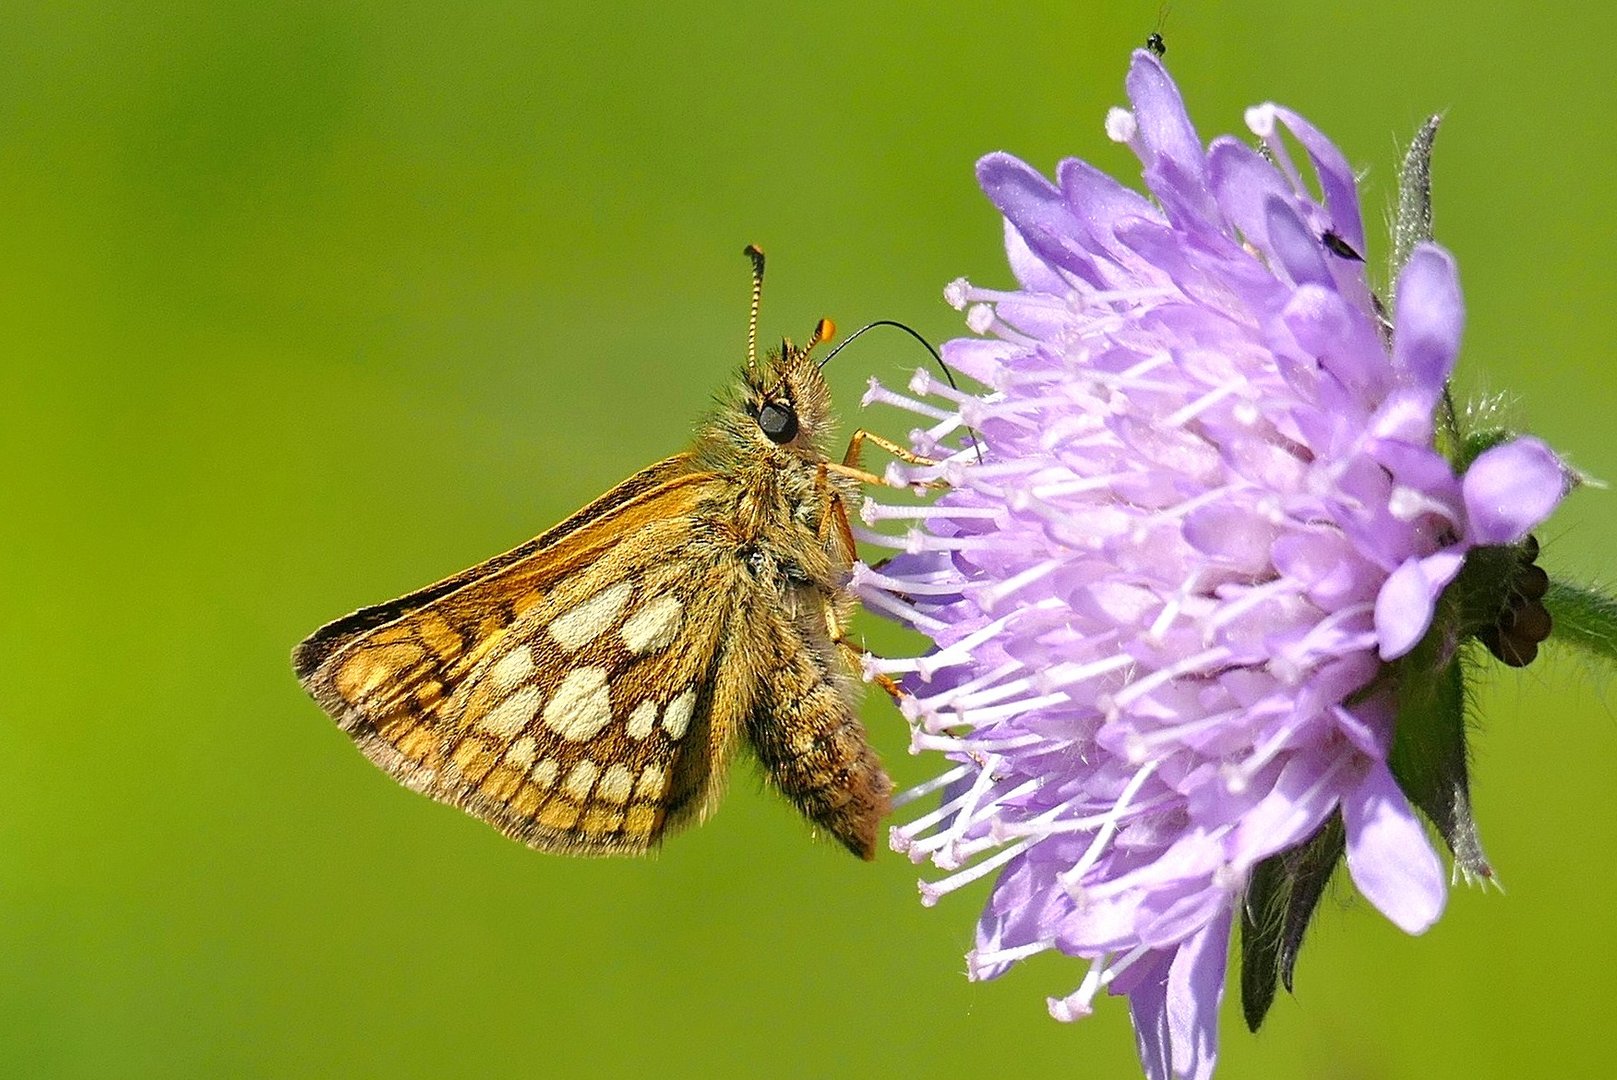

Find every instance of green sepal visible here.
[1389,649,1492,883]
[1239,812,1346,1032]
[1392,115,1441,279]
[1454,427,1516,472]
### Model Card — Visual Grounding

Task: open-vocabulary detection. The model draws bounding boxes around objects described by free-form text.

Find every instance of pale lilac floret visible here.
[855,50,1566,1080]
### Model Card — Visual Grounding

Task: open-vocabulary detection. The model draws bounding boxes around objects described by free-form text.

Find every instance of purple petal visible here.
[1166,909,1231,1080]
[1272,105,1366,251]
[1206,137,1291,255]
[1278,284,1389,402]
[1126,52,1220,231]
[1125,51,1206,189]
[1462,437,1567,545]
[976,153,1101,285]
[1341,760,1446,933]
[1264,195,1332,287]
[1392,244,1464,391]
[1058,156,1165,259]
[1374,549,1464,659]
[1368,386,1441,446]
[1126,956,1173,1080]
[1001,217,1069,295]
[1228,751,1341,868]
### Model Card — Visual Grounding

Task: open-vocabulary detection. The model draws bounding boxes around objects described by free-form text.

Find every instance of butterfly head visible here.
[738,322,837,456]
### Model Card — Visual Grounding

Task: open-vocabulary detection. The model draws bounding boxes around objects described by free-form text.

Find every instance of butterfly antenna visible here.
[744,244,766,372]
[803,317,836,356]
[818,319,986,465]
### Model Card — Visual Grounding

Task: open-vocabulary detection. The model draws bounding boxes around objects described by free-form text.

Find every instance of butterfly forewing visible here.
[296,462,751,854]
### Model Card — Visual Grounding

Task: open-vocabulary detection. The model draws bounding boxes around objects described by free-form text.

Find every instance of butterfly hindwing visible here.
[430,518,746,854]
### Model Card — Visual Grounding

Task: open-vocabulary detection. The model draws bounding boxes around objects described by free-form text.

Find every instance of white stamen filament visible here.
[929,692,1070,729]
[890,763,971,810]
[850,563,965,596]
[1124,706,1247,762]
[972,558,1064,608]
[1161,378,1248,428]
[1108,646,1234,713]
[855,586,951,634]
[862,381,956,421]
[993,790,1180,839]
[1058,761,1160,895]
[969,939,1054,976]
[1204,577,1300,642]
[919,837,1033,906]
[910,775,1041,866]
[861,501,1003,524]
[850,525,914,550]
[890,772,998,853]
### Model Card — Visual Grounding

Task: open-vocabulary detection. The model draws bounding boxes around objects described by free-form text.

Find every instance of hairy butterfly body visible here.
[293,248,904,858]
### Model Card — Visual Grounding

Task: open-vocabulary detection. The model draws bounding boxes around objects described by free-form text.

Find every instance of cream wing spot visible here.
[597,764,634,805]
[489,645,536,690]
[532,758,560,789]
[661,689,695,739]
[563,760,600,801]
[626,700,658,741]
[620,594,683,655]
[548,581,633,652]
[635,765,667,800]
[504,736,538,770]
[542,667,613,742]
[476,685,542,738]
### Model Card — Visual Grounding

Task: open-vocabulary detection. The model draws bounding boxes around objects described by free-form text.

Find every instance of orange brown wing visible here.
[294,457,746,853]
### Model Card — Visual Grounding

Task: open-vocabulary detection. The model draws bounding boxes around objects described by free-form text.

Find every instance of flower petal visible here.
[1392,244,1464,391]
[1264,195,1332,288]
[1374,549,1465,659]
[1166,908,1231,1080]
[1126,956,1173,1080]
[1271,105,1366,252]
[1341,760,1446,933]
[1462,436,1567,545]
[1001,216,1069,295]
[1125,50,1205,188]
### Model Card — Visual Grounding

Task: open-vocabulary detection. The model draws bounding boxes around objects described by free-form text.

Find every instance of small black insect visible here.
[1145,31,1166,57]
[1321,229,1364,262]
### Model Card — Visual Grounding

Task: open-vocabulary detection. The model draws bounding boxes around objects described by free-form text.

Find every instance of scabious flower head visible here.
[856,50,1569,1079]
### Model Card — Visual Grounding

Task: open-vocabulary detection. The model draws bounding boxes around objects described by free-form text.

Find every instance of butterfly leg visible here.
[828,429,948,493]
[811,471,905,704]
[835,634,904,702]
[842,428,941,469]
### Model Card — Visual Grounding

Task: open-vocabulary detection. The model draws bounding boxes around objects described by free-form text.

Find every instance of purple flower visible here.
[855,51,1568,1079]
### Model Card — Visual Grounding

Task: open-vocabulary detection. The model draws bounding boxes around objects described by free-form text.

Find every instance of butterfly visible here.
[293,246,936,860]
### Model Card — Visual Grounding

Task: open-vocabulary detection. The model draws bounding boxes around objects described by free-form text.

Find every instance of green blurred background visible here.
[5,2,1614,1077]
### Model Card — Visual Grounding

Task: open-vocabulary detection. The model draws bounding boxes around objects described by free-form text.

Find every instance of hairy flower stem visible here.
[1543,579,1617,664]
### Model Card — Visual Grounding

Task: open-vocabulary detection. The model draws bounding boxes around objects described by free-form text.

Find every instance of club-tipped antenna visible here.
[744,244,766,372]
[804,317,835,354]
[818,319,985,465]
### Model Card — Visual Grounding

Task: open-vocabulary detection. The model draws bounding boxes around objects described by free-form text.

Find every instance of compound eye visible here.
[758,401,798,443]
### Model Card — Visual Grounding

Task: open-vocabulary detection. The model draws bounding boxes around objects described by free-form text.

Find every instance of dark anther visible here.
[1321,230,1364,262]
[758,401,799,443]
